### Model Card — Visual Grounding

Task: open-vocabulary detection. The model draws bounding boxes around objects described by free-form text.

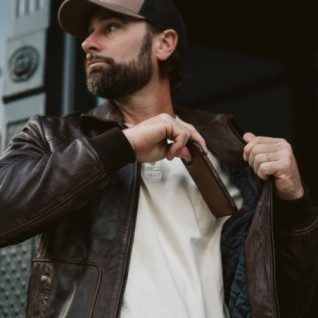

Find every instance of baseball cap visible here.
[58,0,187,54]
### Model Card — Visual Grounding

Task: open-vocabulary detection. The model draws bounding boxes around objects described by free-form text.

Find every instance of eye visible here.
[104,22,120,34]
[87,16,125,36]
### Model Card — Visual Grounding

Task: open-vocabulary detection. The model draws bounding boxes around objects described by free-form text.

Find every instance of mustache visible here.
[85,53,115,67]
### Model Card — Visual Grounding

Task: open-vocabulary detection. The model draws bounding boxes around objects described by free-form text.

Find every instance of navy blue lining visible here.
[221,165,258,317]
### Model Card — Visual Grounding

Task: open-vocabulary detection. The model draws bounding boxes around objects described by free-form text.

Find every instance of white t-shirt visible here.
[120,154,243,318]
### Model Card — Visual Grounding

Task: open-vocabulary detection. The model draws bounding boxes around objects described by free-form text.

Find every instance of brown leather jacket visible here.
[0,103,317,318]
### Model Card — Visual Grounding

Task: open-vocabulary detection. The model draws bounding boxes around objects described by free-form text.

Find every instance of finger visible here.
[166,118,206,159]
[252,152,270,169]
[244,136,285,162]
[250,148,295,179]
[249,142,290,167]
[243,132,257,161]
[166,137,189,160]
[250,152,275,178]
[177,146,192,161]
[255,157,290,181]
[243,132,256,143]
[255,161,272,180]
[176,118,208,153]
[246,145,273,166]
[168,123,191,157]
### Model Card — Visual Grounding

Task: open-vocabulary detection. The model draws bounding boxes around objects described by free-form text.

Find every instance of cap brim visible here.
[58,0,145,38]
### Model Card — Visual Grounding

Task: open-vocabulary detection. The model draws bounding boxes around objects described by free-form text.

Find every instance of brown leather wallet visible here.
[182,141,237,218]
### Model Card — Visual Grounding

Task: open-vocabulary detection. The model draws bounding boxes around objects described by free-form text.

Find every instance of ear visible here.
[155,29,178,61]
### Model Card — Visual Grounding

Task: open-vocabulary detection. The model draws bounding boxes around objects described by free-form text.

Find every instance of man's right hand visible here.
[122,113,207,163]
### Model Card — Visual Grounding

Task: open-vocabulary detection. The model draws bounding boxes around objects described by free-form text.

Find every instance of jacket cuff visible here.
[89,127,136,172]
[274,185,315,229]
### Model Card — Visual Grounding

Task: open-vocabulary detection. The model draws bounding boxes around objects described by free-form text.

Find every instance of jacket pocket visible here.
[27,259,101,318]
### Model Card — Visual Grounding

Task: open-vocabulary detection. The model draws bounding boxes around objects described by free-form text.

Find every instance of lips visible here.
[86,59,105,68]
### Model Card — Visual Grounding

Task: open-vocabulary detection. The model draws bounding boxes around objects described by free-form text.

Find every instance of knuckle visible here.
[277,138,290,148]
[158,113,172,121]
[254,153,262,162]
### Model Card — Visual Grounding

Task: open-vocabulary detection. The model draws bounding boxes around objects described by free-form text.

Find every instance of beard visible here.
[85,31,153,99]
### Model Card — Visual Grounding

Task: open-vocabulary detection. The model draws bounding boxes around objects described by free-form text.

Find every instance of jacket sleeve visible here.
[0,115,135,247]
[274,189,318,317]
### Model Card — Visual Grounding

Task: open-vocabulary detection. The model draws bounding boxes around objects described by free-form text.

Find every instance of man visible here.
[0,0,317,317]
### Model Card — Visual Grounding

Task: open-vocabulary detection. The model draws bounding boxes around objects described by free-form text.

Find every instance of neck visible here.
[111,79,175,125]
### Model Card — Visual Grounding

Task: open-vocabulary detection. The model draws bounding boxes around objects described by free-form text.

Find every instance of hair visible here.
[147,23,184,94]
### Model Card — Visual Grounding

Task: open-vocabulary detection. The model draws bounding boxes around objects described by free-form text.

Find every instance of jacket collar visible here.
[83,101,246,167]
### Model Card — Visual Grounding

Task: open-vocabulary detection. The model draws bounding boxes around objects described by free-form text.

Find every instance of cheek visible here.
[115,32,147,57]
[114,43,140,61]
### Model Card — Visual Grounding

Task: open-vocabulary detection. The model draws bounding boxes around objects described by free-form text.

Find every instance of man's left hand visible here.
[243,132,304,200]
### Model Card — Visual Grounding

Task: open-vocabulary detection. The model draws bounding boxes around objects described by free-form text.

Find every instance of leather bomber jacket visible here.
[0,103,317,318]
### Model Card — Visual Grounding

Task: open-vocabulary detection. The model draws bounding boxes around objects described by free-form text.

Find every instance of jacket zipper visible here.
[116,162,141,318]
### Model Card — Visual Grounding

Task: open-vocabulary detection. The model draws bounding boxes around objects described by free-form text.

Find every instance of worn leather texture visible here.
[0,103,317,317]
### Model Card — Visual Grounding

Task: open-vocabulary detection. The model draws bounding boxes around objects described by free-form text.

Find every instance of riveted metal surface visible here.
[0,238,37,317]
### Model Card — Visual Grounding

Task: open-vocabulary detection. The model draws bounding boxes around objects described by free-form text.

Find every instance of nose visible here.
[81,33,100,54]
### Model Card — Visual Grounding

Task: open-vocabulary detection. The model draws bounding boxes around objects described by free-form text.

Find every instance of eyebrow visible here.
[87,10,128,34]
